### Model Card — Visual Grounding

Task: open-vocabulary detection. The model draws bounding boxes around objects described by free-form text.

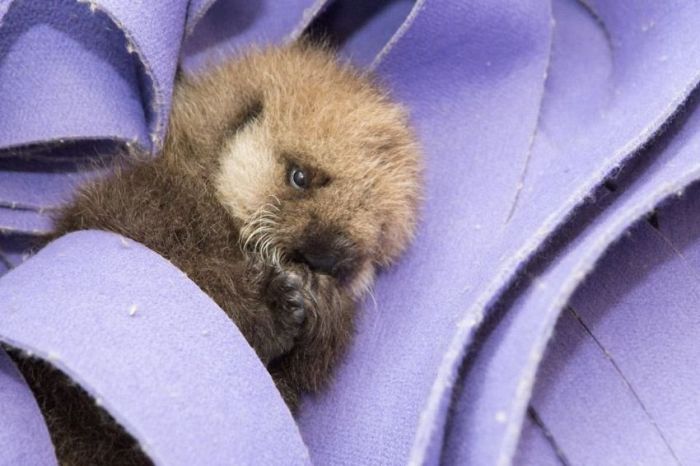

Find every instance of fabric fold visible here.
[528,183,700,464]
[0,0,150,151]
[0,348,57,466]
[0,231,309,465]
[441,0,700,463]
[181,0,327,73]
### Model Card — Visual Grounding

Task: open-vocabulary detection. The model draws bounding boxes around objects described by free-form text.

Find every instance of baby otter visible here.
[15,43,422,465]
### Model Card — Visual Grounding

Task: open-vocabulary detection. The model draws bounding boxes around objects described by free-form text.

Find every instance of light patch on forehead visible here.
[215,123,277,220]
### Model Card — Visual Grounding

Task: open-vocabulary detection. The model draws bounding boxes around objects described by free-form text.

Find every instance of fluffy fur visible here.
[15,44,422,465]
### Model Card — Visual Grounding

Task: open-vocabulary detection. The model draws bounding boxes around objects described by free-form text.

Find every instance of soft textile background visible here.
[1,0,700,464]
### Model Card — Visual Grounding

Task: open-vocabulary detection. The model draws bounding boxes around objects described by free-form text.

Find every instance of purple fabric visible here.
[513,415,562,466]
[0,170,78,210]
[181,0,327,73]
[307,0,415,67]
[3,0,700,465]
[442,1,700,464]
[0,234,33,269]
[531,187,700,464]
[0,0,151,150]
[0,231,309,465]
[0,350,56,466]
[0,208,52,235]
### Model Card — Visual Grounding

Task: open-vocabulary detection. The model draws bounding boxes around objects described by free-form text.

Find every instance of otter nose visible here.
[295,230,356,277]
[299,248,340,275]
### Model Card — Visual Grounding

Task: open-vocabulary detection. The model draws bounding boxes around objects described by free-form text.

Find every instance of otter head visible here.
[166,45,422,299]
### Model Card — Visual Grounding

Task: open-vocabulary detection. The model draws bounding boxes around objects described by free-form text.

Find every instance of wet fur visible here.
[14,44,422,465]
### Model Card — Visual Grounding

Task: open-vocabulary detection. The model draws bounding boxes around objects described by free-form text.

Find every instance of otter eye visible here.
[289,167,309,190]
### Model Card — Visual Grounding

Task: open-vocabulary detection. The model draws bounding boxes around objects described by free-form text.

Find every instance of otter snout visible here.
[294,226,359,279]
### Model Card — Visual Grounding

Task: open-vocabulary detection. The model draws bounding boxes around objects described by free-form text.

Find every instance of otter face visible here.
[169,45,422,299]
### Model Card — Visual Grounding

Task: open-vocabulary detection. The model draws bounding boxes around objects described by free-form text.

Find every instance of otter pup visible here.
[15,44,422,465]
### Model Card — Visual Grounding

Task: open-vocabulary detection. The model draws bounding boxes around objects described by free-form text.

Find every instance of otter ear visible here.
[164,65,263,162]
[224,96,264,136]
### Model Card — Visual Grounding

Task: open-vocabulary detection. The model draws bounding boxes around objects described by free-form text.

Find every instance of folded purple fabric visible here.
[0,231,310,465]
[0,0,151,150]
[529,183,700,464]
[3,1,700,465]
[0,349,56,466]
[181,0,326,72]
[443,1,700,464]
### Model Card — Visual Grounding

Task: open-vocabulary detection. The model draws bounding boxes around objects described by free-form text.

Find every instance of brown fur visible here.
[14,44,422,465]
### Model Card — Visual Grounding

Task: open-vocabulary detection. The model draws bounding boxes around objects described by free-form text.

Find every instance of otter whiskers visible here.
[240,197,284,266]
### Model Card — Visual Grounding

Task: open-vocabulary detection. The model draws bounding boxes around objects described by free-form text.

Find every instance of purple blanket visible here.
[2,0,700,464]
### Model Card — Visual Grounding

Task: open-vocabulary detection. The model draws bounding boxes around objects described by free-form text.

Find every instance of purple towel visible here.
[2,1,700,464]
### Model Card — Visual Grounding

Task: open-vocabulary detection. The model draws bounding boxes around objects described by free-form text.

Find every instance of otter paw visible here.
[266,267,308,342]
